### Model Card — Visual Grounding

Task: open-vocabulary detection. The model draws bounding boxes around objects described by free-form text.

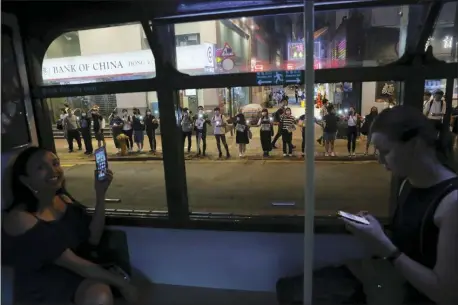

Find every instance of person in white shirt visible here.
[211,107,230,159]
[423,90,446,131]
[121,109,133,152]
[345,107,359,157]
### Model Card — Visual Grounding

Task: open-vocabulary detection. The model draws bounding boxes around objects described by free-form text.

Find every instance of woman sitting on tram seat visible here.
[278,106,458,305]
[2,147,137,305]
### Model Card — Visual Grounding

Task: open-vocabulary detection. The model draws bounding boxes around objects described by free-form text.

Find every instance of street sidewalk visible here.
[56,127,377,162]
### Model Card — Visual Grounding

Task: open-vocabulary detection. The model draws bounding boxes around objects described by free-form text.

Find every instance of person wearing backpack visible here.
[423,90,446,132]
[181,108,194,153]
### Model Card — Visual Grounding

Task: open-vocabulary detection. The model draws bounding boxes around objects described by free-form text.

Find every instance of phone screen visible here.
[94,146,108,181]
[337,211,370,225]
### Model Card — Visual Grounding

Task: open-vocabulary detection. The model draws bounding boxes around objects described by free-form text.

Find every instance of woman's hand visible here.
[341,212,397,257]
[94,169,113,197]
[119,283,138,304]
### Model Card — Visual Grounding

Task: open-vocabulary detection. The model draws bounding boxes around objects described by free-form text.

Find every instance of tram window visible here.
[1,25,31,151]
[429,2,457,63]
[180,83,398,217]
[48,91,167,212]
[42,23,155,86]
[173,5,420,76]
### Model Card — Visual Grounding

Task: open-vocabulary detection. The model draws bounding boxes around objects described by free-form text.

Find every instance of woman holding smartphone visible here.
[2,147,138,305]
[278,106,458,305]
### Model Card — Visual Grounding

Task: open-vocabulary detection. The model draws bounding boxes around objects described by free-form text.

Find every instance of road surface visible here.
[63,160,392,217]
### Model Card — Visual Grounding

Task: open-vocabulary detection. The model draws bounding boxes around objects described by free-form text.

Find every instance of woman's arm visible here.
[55,249,129,289]
[87,194,105,246]
[393,192,458,304]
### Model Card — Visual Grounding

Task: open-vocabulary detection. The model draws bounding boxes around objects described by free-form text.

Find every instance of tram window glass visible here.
[429,2,457,62]
[2,25,31,151]
[180,84,397,217]
[42,23,155,86]
[48,92,167,211]
[174,6,419,76]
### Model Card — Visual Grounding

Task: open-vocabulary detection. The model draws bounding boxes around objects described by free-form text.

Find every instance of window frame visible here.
[29,2,458,232]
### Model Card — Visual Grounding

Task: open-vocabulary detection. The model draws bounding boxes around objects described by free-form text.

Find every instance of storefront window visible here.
[42,23,154,86]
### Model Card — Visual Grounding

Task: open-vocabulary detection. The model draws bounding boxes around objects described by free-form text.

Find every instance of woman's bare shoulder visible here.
[434,190,458,227]
[3,209,38,236]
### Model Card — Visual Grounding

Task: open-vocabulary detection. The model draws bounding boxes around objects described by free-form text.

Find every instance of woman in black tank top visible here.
[342,106,458,304]
[2,147,137,304]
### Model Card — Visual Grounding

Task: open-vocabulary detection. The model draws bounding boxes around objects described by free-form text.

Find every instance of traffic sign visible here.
[284,70,302,84]
[255,70,303,86]
[256,71,274,85]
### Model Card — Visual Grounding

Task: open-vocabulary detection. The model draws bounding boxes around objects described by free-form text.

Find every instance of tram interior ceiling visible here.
[2,0,458,232]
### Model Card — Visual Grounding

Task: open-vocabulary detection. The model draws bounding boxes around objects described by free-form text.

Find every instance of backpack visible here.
[426,99,444,114]
[56,119,63,130]
[181,116,193,132]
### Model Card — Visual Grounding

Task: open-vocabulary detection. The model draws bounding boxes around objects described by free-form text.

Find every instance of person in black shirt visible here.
[361,106,379,155]
[132,108,145,152]
[143,109,159,153]
[322,105,339,156]
[233,108,250,157]
[271,98,288,148]
[79,110,93,155]
[109,109,123,153]
[298,114,306,156]
[90,106,105,148]
[257,109,274,157]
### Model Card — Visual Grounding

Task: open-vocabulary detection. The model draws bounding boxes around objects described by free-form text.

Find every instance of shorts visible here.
[134,130,144,143]
[95,131,104,141]
[323,132,336,141]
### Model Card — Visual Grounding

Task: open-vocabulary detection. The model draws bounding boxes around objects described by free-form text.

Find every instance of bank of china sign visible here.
[42,43,215,83]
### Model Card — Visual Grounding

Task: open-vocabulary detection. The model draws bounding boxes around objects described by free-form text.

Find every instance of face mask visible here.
[81,113,86,117]
[146,112,151,115]
[199,109,203,113]
[215,111,219,115]
[262,112,267,117]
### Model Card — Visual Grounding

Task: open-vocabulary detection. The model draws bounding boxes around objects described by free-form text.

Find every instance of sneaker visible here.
[288,154,292,157]
[331,152,336,157]
[283,153,287,157]
[352,153,356,157]
[219,153,223,158]
[325,152,329,157]
[239,153,242,157]
[301,153,305,157]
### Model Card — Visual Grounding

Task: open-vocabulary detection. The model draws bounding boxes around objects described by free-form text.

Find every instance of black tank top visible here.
[391,177,458,303]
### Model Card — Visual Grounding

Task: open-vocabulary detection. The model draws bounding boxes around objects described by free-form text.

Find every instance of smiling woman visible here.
[1,146,139,305]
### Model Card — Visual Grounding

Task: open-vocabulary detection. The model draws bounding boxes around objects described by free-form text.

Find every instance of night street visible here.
[63,160,391,217]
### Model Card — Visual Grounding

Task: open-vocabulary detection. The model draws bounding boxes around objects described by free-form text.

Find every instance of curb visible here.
[61,156,378,163]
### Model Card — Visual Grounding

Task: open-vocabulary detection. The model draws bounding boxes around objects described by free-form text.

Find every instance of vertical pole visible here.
[303,1,315,305]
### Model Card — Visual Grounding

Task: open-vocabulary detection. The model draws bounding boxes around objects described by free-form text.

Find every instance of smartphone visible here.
[337,211,370,225]
[94,146,108,181]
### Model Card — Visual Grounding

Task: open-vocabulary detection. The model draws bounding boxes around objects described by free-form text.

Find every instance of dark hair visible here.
[326,105,334,113]
[262,108,269,114]
[214,107,220,111]
[285,107,292,113]
[424,91,432,97]
[371,106,455,171]
[434,90,444,96]
[9,147,47,213]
